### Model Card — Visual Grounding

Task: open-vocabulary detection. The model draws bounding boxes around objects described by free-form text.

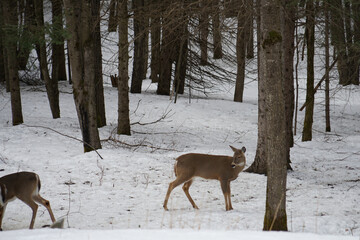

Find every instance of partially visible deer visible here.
[0,171,56,230]
[163,146,246,211]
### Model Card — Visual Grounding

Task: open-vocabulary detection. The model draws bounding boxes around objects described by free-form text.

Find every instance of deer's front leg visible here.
[227,181,233,210]
[220,180,231,211]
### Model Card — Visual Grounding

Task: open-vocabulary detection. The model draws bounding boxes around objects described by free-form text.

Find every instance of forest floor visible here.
[0,76,359,240]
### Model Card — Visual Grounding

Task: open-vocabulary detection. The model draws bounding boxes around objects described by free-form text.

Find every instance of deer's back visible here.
[175,153,236,180]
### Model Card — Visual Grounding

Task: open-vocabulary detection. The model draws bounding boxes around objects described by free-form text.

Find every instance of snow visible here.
[0,229,358,240]
[1,7,360,239]
[0,78,359,240]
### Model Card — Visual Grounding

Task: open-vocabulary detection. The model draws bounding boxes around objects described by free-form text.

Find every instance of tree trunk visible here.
[108,0,117,32]
[302,0,315,142]
[245,0,267,175]
[34,0,60,119]
[234,1,247,103]
[351,0,360,85]
[212,0,222,59]
[117,0,131,135]
[199,0,209,66]
[3,0,24,125]
[92,0,106,128]
[18,0,35,70]
[142,0,149,80]
[1,0,10,93]
[157,1,175,96]
[282,0,296,169]
[174,9,188,96]
[246,0,254,59]
[329,0,349,85]
[64,0,101,152]
[150,0,161,83]
[131,0,146,93]
[51,0,67,82]
[324,1,331,132]
[260,0,288,231]
[0,1,5,84]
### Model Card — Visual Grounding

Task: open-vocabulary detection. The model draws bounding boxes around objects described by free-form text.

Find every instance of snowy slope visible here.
[0,77,359,240]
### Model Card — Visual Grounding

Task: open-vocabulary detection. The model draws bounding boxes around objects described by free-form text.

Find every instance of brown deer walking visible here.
[0,171,56,230]
[163,146,246,211]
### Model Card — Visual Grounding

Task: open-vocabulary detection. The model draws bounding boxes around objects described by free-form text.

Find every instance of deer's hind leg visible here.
[182,179,199,209]
[163,175,190,210]
[33,195,56,223]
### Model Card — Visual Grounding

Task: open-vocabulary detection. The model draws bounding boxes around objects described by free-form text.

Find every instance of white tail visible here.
[0,171,56,230]
[163,146,246,211]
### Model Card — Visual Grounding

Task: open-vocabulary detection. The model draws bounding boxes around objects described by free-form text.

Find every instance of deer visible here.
[163,146,246,211]
[0,171,56,230]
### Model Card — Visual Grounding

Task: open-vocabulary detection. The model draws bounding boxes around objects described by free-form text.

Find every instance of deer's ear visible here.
[229,145,237,152]
[241,146,246,153]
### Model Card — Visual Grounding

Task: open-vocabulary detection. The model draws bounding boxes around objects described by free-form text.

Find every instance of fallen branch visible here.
[23,124,103,159]
[103,135,180,153]
[130,109,174,126]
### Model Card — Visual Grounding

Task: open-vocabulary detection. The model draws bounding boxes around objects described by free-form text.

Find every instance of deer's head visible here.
[230,146,246,168]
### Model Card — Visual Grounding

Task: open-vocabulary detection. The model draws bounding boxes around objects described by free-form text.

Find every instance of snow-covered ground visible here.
[0,73,359,240]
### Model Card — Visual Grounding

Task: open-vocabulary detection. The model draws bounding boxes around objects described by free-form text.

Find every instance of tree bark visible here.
[174,9,188,96]
[64,0,102,152]
[3,0,24,125]
[351,0,360,85]
[325,0,331,132]
[157,1,176,96]
[131,0,146,93]
[234,0,247,103]
[199,0,209,66]
[260,0,288,231]
[51,0,67,82]
[92,0,106,128]
[246,0,254,59]
[108,0,117,32]
[282,0,296,169]
[302,0,315,142]
[0,0,5,84]
[329,0,349,85]
[117,0,131,135]
[245,0,267,174]
[18,0,35,70]
[150,0,161,83]
[34,0,60,119]
[212,0,222,59]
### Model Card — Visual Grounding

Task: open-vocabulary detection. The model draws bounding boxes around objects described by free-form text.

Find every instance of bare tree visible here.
[150,0,161,83]
[131,0,146,93]
[51,0,67,82]
[260,0,288,231]
[245,0,267,174]
[324,0,331,132]
[63,0,101,152]
[199,0,210,66]
[117,0,131,135]
[108,0,118,32]
[92,0,107,128]
[35,0,60,119]
[234,0,249,102]
[2,0,23,125]
[212,0,222,59]
[302,0,315,142]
